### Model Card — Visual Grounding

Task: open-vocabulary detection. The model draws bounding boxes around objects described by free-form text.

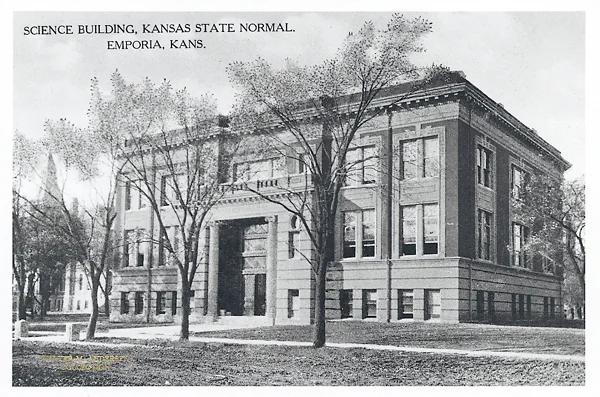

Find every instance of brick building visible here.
[110,72,570,325]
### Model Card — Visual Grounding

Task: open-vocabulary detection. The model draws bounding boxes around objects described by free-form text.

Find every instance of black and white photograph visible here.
[9,4,589,388]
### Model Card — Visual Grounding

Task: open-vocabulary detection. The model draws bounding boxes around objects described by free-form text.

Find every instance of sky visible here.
[13,11,585,181]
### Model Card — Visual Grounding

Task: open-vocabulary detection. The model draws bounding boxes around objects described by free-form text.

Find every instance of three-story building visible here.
[110,72,570,325]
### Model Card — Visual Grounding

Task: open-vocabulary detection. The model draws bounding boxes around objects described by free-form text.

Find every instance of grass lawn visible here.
[12,340,584,386]
[192,321,585,356]
[23,313,175,332]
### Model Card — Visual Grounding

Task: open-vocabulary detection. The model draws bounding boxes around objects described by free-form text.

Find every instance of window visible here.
[76,300,80,310]
[423,137,439,177]
[543,297,549,318]
[511,293,517,320]
[125,229,146,268]
[550,297,555,318]
[362,210,376,257]
[79,274,83,290]
[542,256,555,274]
[123,230,131,267]
[156,291,166,315]
[340,290,353,319]
[136,241,145,267]
[234,158,284,182]
[189,290,195,310]
[288,289,300,318]
[345,146,377,186]
[343,212,357,258]
[401,136,439,180]
[343,210,376,259]
[526,295,532,319]
[135,292,144,315]
[158,228,166,267]
[298,153,306,174]
[288,216,300,259]
[476,290,485,320]
[160,174,187,206]
[125,180,147,210]
[487,292,495,321]
[518,294,525,320]
[401,206,417,255]
[511,165,529,199]
[84,300,88,309]
[160,175,169,206]
[171,291,178,315]
[401,140,418,180]
[477,210,492,261]
[425,289,441,320]
[158,226,179,266]
[402,204,439,256]
[477,146,493,188]
[137,182,147,209]
[423,204,439,254]
[398,290,414,319]
[362,289,377,318]
[288,231,299,259]
[125,181,131,210]
[512,223,530,268]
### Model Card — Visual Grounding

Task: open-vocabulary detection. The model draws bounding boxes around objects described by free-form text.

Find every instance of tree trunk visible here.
[104,291,110,317]
[577,270,585,310]
[313,255,328,348]
[86,277,99,340]
[180,278,190,341]
[18,284,27,320]
[39,294,46,320]
[26,274,36,319]
[103,272,111,317]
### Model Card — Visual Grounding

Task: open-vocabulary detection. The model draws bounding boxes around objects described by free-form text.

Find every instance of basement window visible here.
[135,292,144,315]
[398,290,413,319]
[120,292,129,314]
[288,289,300,318]
[156,291,166,315]
[340,290,353,319]
[362,289,377,319]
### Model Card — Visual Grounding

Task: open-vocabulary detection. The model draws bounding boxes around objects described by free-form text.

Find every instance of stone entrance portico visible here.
[206,216,278,324]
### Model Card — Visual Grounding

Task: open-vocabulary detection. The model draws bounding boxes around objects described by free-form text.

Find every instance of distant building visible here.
[51,261,107,314]
[110,72,570,325]
[24,153,107,315]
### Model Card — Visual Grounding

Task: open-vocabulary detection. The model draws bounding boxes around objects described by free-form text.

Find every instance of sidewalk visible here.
[16,324,585,363]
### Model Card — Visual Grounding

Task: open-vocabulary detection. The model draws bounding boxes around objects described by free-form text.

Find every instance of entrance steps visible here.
[211,315,272,327]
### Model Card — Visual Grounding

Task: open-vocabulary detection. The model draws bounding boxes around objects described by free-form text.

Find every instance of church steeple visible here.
[40,152,62,206]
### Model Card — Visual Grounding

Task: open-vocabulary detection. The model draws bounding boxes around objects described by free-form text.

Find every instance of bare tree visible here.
[228,14,448,347]
[108,74,239,340]
[513,175,585,313]
[16,74,127,337]
[13,131,43,320]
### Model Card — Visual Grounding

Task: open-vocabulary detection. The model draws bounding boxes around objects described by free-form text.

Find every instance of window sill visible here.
[476,184,495,192]
[398,254,440,259]
[341,183,378,190]
[340,257,379,262]
[119,266,151,271]
[400,176,439,183]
